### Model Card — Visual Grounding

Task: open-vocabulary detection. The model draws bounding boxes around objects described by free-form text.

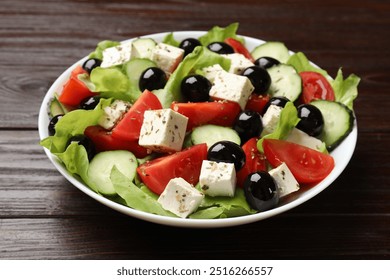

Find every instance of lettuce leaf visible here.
[89,67,131,101]
[287,52,329,77]
[198,22,244,46]
[190,187,256,219]
[40,98,112,153]
[257,102,300,153]
[162,33,180,47]
[156,46,231,108]
[110,166,176,217]
[332,68,360,110]
[88,40,120,60]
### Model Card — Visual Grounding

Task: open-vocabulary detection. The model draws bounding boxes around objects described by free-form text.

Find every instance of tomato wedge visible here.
[263,139,335,184]
[137,143,208,195]
[245,94,270,114]
[236,137,267,188]
[58,65,96,107]
[171,101,241,131]
[84,125,148,158]
[224,37,254,62]
[111,90,162,142]
[299,71,335,104]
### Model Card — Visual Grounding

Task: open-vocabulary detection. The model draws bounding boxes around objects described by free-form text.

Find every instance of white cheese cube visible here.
[98,100,131,130]
[199,160,236,197]
[221,53,254,74]
[101,42,133,68]
[286,128,327,153]
[139,108,188,153]
[261,104,283,136]
[202,64,224,82]
[151,43,184,74]
[209,71,254,110]
[269,162,300,198]
[157,177,204,218]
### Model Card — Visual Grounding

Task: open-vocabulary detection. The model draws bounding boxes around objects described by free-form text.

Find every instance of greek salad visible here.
[40,23,360,219]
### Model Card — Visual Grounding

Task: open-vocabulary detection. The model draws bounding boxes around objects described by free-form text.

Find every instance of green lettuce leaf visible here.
[257,102,300,153]
[162,33,180,47]
[331,68,360,110]
[198,22,244,46]
[88,40,120,60]
[55,142,97,192]
[156,46,231,108]
[190,188,256,219]
[40,98,112,153]
[89,67,131,101]
[287,52,329,77]
[110,166,176,217]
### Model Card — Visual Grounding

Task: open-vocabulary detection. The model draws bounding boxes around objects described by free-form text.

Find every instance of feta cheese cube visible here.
[101,42,132,68]
[269,162,300,198]
[221,53,254,74]
[151,43,184,74]
[209,71,254,110]
[98,100,131,130]
[202,64,224,82]
[286,128,327,153]
[199,160,236,197]
[139,108,188,153]
[157,177,204,218]
[261,104,283,136]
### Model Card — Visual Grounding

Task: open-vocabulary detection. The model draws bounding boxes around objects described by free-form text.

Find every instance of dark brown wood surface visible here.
[0,0,389,260]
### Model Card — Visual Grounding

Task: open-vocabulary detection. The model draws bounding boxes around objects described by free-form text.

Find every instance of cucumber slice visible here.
[267,64,302,102]
[251,41,290,63]
[191,124,241,148]
[88,150,138,196]
[311,100,354,151]
[131,38,157,59]
[123,58,157,101]
[49,97,65,117]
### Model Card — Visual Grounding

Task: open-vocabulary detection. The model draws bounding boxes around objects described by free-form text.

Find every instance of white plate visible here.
[38,31,357,228]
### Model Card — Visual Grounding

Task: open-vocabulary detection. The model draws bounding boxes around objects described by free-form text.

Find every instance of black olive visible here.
[139,67,167,92]
[262,96,290,115]
[179,38,202,57]
[254,56,280,69]
[66,135,96,161]
[82,58,102,74]
[207,42,234,54]
[79,96,101,110]
[233,110,263,144]
[48,114,64,136]
[244,171,279,211]
[180,75,211,102]
[241,66,271,94]
[296,104,324,137]
[207,141,245,171]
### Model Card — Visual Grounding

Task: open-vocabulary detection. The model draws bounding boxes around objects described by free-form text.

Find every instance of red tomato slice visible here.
[84,125,148,158]
[58,65,96,107]
[171,101,241,131]
[137,143,208,195]
[299,71,335,104]
[263,139,334,184]
[224,37,254,62]
[111,90,162,142]
[236,137,267,188]
[245,94,270,114]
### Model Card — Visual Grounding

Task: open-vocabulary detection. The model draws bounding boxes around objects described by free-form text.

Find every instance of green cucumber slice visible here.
[311,100,354,151]
[251,41,290,63]
[267,64,302,102]
[191,124,241,148]
[88,150,138,196]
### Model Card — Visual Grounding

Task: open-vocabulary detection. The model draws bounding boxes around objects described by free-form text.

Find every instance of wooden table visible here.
[1,0,389,260]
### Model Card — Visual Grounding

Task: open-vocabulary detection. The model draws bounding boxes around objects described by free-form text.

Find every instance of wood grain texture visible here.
[0,0,389,260]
